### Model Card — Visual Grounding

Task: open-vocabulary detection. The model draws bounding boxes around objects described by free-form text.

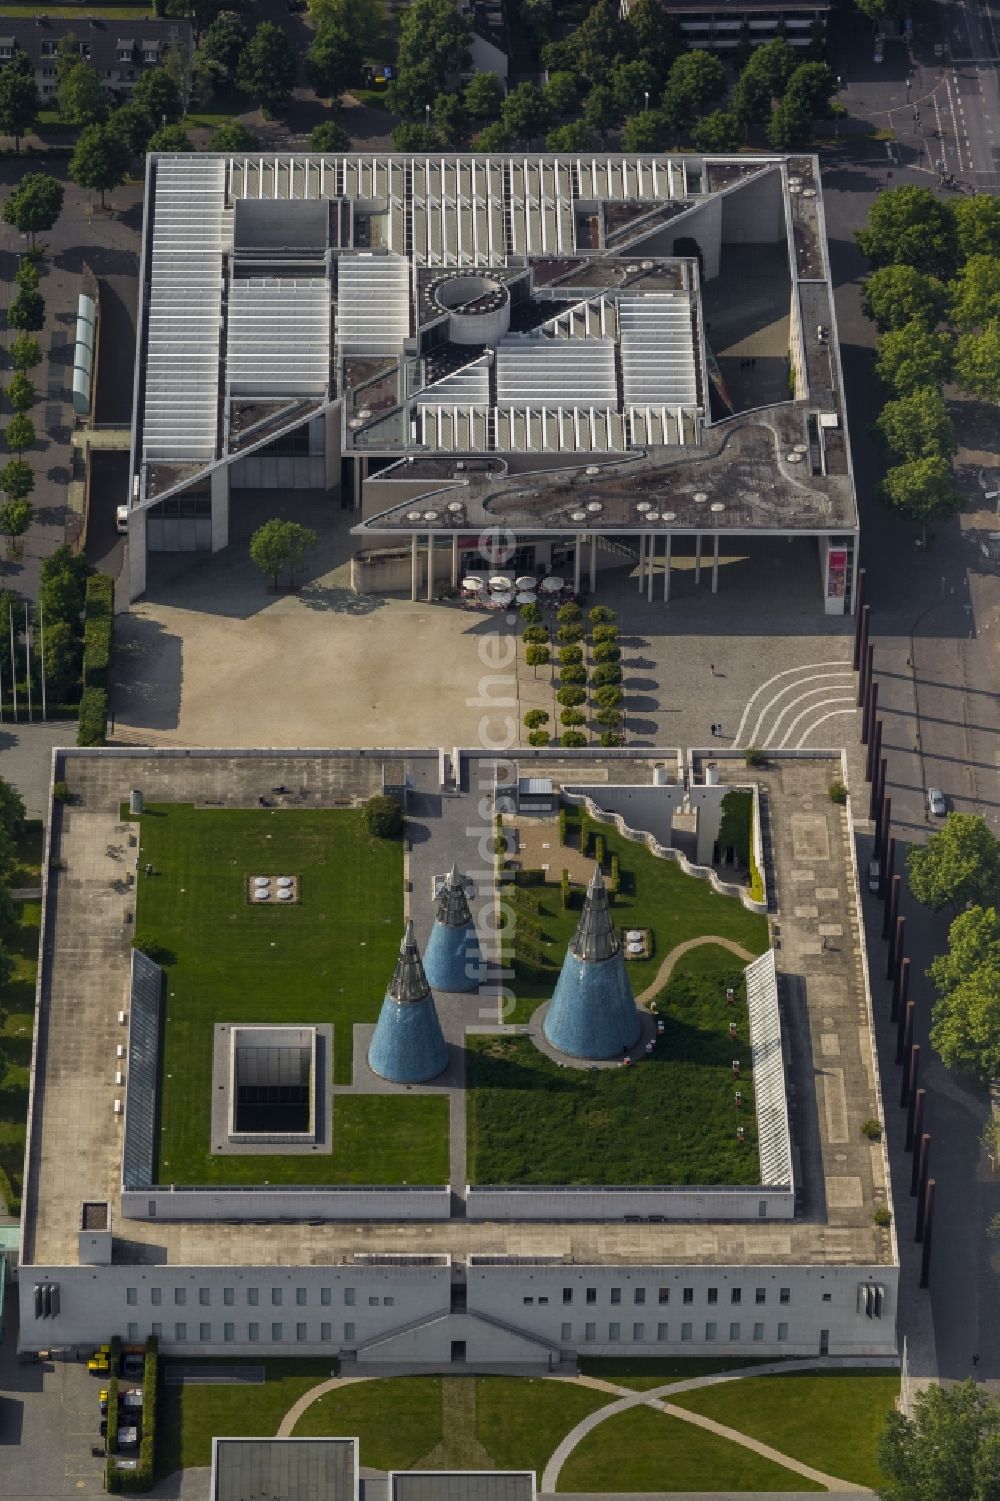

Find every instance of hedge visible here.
[77,685,108,746]
[561,868,571,909]
[82,573,114,689]
[0,1163,15,1214]
[106,1334,157,1493]
[558,807,567,844]
[517,868,545,886]
[594,831,606,867]
[610,853,621,894]
[106,1376,119,1455]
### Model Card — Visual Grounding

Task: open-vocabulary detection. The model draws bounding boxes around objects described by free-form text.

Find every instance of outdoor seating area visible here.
[460,573,573,610]
[624,928,651,960]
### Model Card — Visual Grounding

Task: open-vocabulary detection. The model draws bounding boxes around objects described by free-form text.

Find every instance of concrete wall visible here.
[120,1185,451,1222]
[359,1312,555,1367]
[353,547,425,596]
[637,194,723,280]
[466,1186,794,1221]
[720,169,786,246]
[561,782,684,848]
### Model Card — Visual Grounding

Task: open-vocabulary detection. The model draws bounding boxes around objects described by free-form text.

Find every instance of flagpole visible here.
[24,603,31,723]
[39,595,46,723]
[10,605,17,723]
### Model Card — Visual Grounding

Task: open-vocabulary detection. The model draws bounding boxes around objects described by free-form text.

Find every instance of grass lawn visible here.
[294,1375,609,1474]
[133,804,447,1186]
[506,807,767,1025]
[158,1358,334,1474]
[558,1404,822,1493]
[9,820,42,887]
[0,897,39,1213]
[467,952,760,1185]
[671,1371,900,1489]
[579,1355,774,1390]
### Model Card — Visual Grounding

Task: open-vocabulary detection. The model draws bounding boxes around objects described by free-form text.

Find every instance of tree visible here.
[0,459,33,504]
[546,121,595,152]
[860,264,946,331]
[464,70,504,121]
[5,415,34,454]
[107,101,156,158]
[163,0,251,36]
[955,320,1000,402]
[431,91,467,147]
[200,11,249,72]
[501,82,549,145]
[953,194,1000,261]
[57,61,107,127]
[147,123,194,152]
[0,498,32,544]
[395,0,470,99]
[523,709,550,730]
[68,124,130,209]
[524,643,549,669]
[928,905,1000,1079]
[8,334,41,372]
[662,49,725,132]
[210,121,260,152]
[742,36,798,99]
[1,170,63,249]
[310,119,351,152]
[6,374,34,413]
[950,255,1000,331]
[909,814,1000,911]
[875,321,953,393]
[472,121,512,153]
[392,120,443,151]
[238,22,297,113]
[249,518,319,589]
[545,70,584,118]
[621,109,670,151]
[309,0,384,57]
[876,387,956,462]
[880,454,963,536]
[131,67,184,126]
[0,58,39,151]
[362,793,402,838]
[856,185,958,277]
[878,1379,1000,1501]
[692,110,741,152]
[784,60,836,117]
[766,97,812,150]
[624,0,682,84]
[567,0,627,82]
[38,544,89,625]
[386,60,441,120]
[16,262,39,297]
[6,291,44,332]
[305,20,361,101]
[38,616,81,704]
[732,70,772,127]
[608,59,657,119]
[583,84,617,145]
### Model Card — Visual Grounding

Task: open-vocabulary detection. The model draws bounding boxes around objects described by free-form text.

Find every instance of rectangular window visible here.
[126,1288,137,1305]
[384,1296,394,1307]
[271,1289,282,1307]
[143,48,158,62]
[706,1322,717,1341]
[729,1322,740,1341]
[755,1288,766,1305]
[320,1323,332,1341]
[658,1288,669,1305]
[707,1288,718,1305]
[538,1297,547,1305]
[344,1288,355,1306]
[682,1288,693,1305]
[731,1288,742,1305]
[610,1288,621,1304]
[200,1323,211,1342]
[681,1322,692,1342]
[609,1322,620,1341]
[563,1288,573,1304]
[584,1322,596,1342]
[634,1288,646,1305]
[296,1288,307,1306]
[561,1322,572,1340]
[657,1322,668,1342]
[248,1288,259,1306]
[822,1293,832,1303]
[224,1323,234,1342]
[633,1322,645,1341]
[41,40,56,56]
[271,1322,282,1342]
[150,1288,161,1306]
[778,1322,789,1341]
[523,1296,534,1305]
[586,1288,597,1304]
[321,1288,332,1306]
[118,48,132,62]
[175,1322,186,1341]
[199,1288,210,1307]
[249,1322,259,1342]
[174,1288,186,1306]
[127,1322,138,1341]
[344,1322,355,1341]
[223,1288,234,1307]
[297,1323,307,1342]
[779,1288,790,1305]
[368,1296,379,1307]
[753,1322,765,1341]
[151,1323,162,1338]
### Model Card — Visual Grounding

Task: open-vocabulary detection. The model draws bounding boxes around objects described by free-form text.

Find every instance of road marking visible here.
[730,662,853,747]
[764,685,857,747]
[796,708,862,749]
[739,669,854,749]
[774,698,856,749]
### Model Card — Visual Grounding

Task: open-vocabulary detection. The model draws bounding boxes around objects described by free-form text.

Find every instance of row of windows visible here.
[128,1322,355,1344]
[567,1322,791,1344]
[554,1286,792,1307]
[34,39,162,62]
[125,1287,388,1308]
[124,1320,793,1346]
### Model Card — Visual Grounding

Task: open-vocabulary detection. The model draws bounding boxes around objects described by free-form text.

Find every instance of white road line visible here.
[776,697,857,750]
[945,73,966,170]
[741,671,854,749]
[729,661,853,748]
[763,683,858,748]
[795,707,864,749]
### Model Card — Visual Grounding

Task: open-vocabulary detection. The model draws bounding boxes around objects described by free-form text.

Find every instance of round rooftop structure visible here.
[431,273,510,346]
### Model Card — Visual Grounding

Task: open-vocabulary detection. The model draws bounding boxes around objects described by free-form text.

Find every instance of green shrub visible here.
[558,644,583,666]
[53,780,71,803]
[559,664,587,686]
[561,730,587,747]
[517,868,545,886]
[82,572,114,689]
[557,601,582,624]
[594,831,606,866]
[591,624,618,644]
[106,1376,119,1454]
[593,642,621,664]
[595,684,623,710]
[362,794,402,838]
[525,644,550,668]
[523,708,549,730]
[610,852,621,893]
[77,684,108,746]
[600,732,624,747]
[595,707,622,729]
[520,601,542,625]
[744,747,765,766]
[579,810,590,856]
[0,1163,15,1213]
[861,1118,883,1141]
[556,685,586,707]
[593,664,622,687]
[561,868,571,909]
[556,622,584,645]
[873,1206,892,1227]
[522,625,548,644]
[588,605,616,626]
[527,729,549,746]
[559,707,585,727]
[106,1334,159,1491]
[558,807,567,844]
[829,779,847,805]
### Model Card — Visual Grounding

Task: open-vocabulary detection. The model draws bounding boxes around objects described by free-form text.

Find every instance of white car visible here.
[115,504,129,535]
[927,787,946,817]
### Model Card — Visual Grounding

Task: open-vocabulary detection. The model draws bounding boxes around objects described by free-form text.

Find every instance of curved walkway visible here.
[635,936,758,1007]
[277,1374,372,1436]
[541,1358,893,1493]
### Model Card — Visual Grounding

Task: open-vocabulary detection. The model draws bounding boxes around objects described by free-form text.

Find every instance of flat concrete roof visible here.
[21,748,893,1271]
[212,1437,356,1501]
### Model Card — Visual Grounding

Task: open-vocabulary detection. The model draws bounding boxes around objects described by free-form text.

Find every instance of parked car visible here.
[115,504,129,534]
[121,1355,144,1380]
[867,858,881,894]
[927,787,946,816]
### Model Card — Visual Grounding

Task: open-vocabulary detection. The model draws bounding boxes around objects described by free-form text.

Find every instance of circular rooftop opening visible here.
[432,273,511,346]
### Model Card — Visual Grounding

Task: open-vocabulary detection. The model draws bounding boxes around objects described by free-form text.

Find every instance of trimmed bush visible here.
[591,624,618,644]
[873,1207,892,1227]
[559,665,587,686]
[106,1375,119,1454]
[594,831,607,866]
[588,605,616,626]
[53,780,71,803]
[556,601,582,624]
[610,852,621,893]
[523,708,549,730]
[595,707,622,729]
[527,729,549,746]
[522,625,548,644]
[558,806,567,844]
[600,732,624,747]
[520,601,542,625]
[556,685,586,707]
[829,779,847,805]
[362,794,403,838]
[559,707,585,727]
[525,644,550,668]
[558,644,583,666]
[595,684,623,710]
[592,642,621,665]
[745,747,766,766]
[77,685,108,746]
[561,868,571,909]
[593,664,622,687]
[556,622,584,645]
[561,730,587,747]
[82,572,114,688]
[861,1118,883,1141]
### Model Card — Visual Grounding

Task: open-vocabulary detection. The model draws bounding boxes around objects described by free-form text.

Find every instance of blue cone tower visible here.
[423,864,481,993]
[543,864,641,1060]
[368,921,449,1084]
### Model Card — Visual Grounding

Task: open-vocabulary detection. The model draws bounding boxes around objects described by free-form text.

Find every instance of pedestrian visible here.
[709,663,715,675]
[972,1352,980,1369]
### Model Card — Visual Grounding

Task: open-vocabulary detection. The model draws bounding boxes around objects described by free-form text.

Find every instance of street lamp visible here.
[643,90,649,111]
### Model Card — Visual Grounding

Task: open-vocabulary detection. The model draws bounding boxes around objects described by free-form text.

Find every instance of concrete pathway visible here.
[540,1358,895,1493]
[277,1375,373,1437]
[635,936,757,1007]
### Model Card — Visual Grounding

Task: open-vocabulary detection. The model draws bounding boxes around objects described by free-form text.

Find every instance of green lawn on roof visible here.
[467,951,760,1186]
[134,804,447,1186]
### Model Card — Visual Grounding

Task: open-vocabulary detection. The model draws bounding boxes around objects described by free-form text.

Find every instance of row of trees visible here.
[858,189,1000,534]
[521,602,624,747]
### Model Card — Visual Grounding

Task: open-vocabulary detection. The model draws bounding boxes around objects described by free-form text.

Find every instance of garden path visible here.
[635,936,758,1007]
[277,1375,372,1437]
